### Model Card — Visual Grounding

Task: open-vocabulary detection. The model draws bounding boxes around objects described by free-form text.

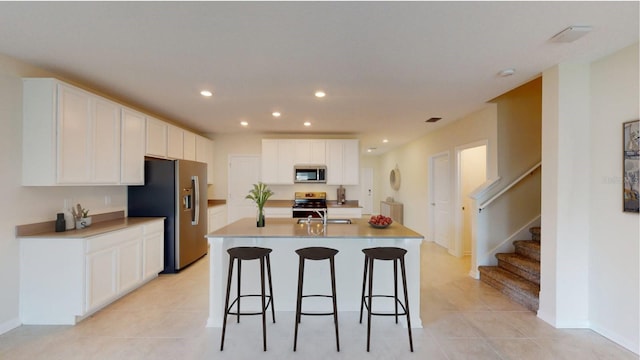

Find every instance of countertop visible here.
[18,217,165,239]
[207,217,422,239]
[208,199,227,207]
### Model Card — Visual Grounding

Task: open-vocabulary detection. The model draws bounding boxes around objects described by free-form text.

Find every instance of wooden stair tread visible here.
[496,253,540,272]
[478,266,540,294]
[513,240,540,251]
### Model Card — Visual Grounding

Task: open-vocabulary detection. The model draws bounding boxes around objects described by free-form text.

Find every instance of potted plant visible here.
[71,203,92,229]
[245,182,274,227]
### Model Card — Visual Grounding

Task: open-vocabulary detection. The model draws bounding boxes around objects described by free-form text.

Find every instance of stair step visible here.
[496,253,540,284]
[478,266,539,311]
[529,226,541,241]
[514,240,540,261]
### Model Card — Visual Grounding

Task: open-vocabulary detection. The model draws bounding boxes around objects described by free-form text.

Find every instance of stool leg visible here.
[366,258,374,352]
[220,257,235,351]
[394,258,399,324]
[330,256,340,352]
[359,256,368,324]
[266,254,275,323]
[400,256,414,352]
[260,257,267,351]
[236,259,242,324]
[293,255,304,351]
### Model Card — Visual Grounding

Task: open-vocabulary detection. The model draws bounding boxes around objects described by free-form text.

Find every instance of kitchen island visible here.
[206,217,424,328]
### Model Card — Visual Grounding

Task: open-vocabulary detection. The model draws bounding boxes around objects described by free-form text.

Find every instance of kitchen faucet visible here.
[313,209,327,225]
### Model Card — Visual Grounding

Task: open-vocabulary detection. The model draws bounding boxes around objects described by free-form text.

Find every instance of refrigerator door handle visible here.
[192,175,200,225]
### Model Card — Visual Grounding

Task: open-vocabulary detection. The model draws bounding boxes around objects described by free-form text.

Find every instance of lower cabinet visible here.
[20,219,164,325]
[327,207,362,219]
[208,205,228,233]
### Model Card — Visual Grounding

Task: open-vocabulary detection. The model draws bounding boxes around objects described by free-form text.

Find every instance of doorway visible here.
[429,152,451,251]
[360,167,374,214]
[227,155,261,223]
[456,142,487,257]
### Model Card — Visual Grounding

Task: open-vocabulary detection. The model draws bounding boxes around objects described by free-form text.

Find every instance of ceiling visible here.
[0,2,637,155]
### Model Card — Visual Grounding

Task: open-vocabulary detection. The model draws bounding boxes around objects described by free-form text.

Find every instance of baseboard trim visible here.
[0,317,21,335]
[591,322,640,355]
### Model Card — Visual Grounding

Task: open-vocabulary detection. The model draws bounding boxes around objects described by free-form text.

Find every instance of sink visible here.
[297,218,352,224]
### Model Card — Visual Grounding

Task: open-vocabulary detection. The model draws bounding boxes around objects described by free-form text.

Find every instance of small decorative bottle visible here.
[55,213,66,232]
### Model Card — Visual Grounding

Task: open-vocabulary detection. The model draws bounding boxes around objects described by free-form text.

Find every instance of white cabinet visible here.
[294,139,326,165]
[19,219,164,325]
[326,139,360,185]
[264,207,293,218]
[196,135,215,184]
[146,117,168,158]
[167,124,184,159]
[22,79,122,185]
[261,139,295,184]
[327,207,362,219]
[208,205,228,233]
[143,220,165,280]
[183,131,196,161]
[120,108,145,185]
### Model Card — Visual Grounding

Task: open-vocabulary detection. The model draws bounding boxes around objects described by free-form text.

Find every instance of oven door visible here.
[292,208,324,218]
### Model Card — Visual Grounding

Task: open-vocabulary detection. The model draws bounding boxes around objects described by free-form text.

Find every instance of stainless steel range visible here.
[292,192,327,218]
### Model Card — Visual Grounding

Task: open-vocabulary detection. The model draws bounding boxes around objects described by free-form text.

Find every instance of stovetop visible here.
[293,192,327,209]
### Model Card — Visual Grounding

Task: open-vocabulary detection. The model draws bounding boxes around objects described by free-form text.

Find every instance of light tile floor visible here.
[1,242,637,359]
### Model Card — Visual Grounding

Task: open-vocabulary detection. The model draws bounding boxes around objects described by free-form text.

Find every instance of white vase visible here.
[76,216,92,229]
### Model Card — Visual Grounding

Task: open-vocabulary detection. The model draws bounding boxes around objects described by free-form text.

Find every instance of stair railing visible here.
[478,162,541,212]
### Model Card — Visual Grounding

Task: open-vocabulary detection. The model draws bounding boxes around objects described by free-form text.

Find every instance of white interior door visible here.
[360,167,374,214]
[432,153,451,250]
[227,155,260,224]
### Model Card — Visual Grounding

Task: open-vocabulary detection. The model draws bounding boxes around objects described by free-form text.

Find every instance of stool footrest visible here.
[362,294,408,316]
[226,294,273,316]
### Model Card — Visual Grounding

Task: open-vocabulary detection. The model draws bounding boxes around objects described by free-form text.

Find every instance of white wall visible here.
[540,43,639,354]
[0,55,128,334]
[588,43,639,353]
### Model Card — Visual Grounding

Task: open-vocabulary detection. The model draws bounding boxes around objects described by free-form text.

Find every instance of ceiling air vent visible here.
[425,117,442,123]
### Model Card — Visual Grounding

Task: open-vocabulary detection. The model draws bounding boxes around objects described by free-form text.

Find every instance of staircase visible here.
[478,227,540,312]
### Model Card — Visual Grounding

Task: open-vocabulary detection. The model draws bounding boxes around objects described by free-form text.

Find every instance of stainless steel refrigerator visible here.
[128,159,208,273]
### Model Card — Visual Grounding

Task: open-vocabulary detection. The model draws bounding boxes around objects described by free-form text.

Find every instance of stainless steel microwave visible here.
[294,165,327,183]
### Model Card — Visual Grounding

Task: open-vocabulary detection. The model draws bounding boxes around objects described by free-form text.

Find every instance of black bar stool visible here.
[359,247,413,352]
[293,247,340,352]
[220,246,275,352]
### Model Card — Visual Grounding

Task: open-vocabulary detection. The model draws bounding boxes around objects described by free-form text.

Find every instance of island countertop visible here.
[207,217,422,239]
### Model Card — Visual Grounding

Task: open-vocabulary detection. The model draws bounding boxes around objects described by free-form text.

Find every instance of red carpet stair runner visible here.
[478,227,540,312]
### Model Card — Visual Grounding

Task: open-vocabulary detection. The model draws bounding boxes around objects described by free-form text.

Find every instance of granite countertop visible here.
[18,217,165,239]
[207,217,422,239]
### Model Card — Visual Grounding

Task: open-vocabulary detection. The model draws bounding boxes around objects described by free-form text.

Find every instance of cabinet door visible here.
[57,84,92,184]
[119,238,143,293]
[195,135,214,184]
[121,108,145,184]
[342,140,360,185]
[143,226,164,280]
[309,140,326,164]
[325,140,343,185]
[92,98,121,184]
[86,247,118,312]
[261,139,279,184]
[277,140,295,184]
[146,117,168,158]
[183,131,196,161]
[167,125,184,159]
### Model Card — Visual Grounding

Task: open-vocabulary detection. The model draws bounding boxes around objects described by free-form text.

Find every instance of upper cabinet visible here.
[23,79,122,186]
[261,139,295,184]
[183,131,196,161]
[145,117,167,159]
[195,134,214,184]
[326,139,359,185]
[120,108,145,185]
[167,124,184,159]
[294,139,326,165]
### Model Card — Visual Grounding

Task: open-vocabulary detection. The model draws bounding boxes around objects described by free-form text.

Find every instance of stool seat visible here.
[228,246,272,260]
[362,247,407,260]
[296,246,339,260]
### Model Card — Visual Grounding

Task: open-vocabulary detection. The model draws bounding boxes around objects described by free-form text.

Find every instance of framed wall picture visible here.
[623,120,639,213]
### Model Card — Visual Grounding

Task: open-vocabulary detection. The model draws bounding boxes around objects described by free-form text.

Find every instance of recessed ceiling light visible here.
[498,68,516,77]
[303,121,311,127]
[367,147,377,153]
[382,139,389,143]
[200,90,213,97]
[272,112,281,118]
[240,121,248,127]
[425,117,442,123]
[550,25,592,43]
[315,91,326,98]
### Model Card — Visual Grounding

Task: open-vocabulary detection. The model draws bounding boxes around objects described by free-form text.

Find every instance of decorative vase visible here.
[256,208,265,227]
[76,216,92,229]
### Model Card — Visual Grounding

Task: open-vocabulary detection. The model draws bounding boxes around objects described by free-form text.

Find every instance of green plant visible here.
[70,203,89,221]
[245,182,274,209]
